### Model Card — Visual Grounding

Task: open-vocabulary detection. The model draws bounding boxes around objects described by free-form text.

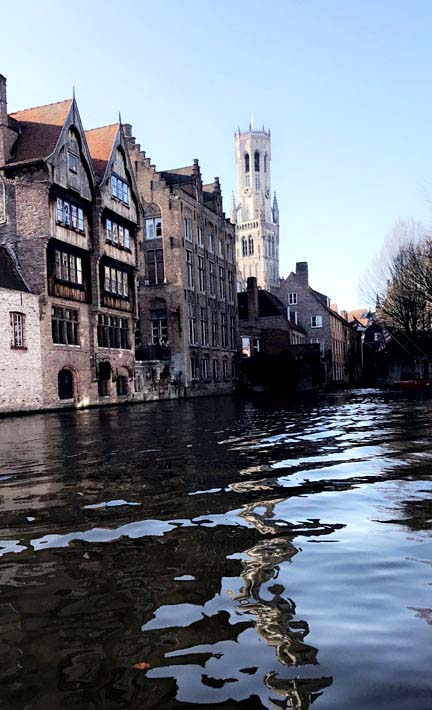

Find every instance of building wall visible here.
[127,135,239,396]
[0,288,43,412]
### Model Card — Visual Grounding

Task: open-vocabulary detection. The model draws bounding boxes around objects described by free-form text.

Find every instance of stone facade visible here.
[126,128,239,396]
[233,127,280,293]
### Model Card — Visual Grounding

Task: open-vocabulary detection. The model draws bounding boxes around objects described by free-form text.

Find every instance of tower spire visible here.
[231,192,237,224]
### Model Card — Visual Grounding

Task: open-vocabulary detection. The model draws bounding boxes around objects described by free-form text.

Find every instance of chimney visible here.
[296,261,309,286]
[247,276,259,320]
[0,74,7,164]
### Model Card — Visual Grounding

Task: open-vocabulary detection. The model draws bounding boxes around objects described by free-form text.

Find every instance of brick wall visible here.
[0,288,43,412]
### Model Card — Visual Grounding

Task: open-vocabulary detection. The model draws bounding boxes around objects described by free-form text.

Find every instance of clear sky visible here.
[2,0,432,310]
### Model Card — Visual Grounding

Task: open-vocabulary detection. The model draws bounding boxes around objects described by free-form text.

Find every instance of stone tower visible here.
[233,124,280,293]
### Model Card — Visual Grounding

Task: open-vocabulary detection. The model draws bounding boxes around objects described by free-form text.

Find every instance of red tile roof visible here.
[85,124,119,177]
[8,99,72,166]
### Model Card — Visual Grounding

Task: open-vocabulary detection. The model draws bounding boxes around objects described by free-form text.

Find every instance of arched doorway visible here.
[58,369,74,400]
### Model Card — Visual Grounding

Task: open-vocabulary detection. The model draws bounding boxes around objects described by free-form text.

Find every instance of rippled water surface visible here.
[1,390,432,709]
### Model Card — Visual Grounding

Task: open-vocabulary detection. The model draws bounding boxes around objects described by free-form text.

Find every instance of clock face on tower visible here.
[243,187,252,197]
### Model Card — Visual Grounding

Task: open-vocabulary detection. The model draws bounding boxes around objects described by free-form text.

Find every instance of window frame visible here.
[10,312,26,350]
[311,315,323,328]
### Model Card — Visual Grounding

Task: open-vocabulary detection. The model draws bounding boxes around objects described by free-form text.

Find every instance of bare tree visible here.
[360,219,431,335]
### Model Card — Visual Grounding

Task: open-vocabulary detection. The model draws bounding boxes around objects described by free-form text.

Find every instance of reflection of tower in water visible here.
[236,498,332,709]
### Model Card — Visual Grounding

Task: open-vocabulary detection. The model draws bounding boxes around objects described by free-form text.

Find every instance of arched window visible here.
[242,237,248,257]
[270,236,275,257]
[244,153,250,173]
[264,153,267,173]
[248,236,254,256]
[254,151,260,172]
[58,369,73,400]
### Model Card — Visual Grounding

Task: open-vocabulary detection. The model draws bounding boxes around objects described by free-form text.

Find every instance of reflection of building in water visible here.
[236,498,332,708]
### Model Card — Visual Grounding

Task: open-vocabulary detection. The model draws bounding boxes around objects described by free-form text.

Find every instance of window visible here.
[68,152,78,173]
[184,218,192,242]
[52,306,78,345]
[229,315,236,349]
[104,266,129,297]
[186,250,194,289]
[208,231,215,253]
[255,176,260,191]
[222,359,229,379]
[289,293,297,305]
[202,356,209,379]
[264,153,267,173]
[221,312,228,348]
[209,262,216,297]
[242,336,251,357]
[245,173,250,187]
[211,311,218,347]
[227,240,233,262]
[150,309,168,344]
[197,226,204,247]
[200,307,208,345]
[10,312,25,349]
[227,271,234,302]
[58,369,74,399]
[213,358,219,380]
[311,337,324,354]
[198,256,206,292]
[191,356,200,380]
[218,266,225,300]
[106,219,130,249]
[248,237,254,256]
[97,360,111,396]
[117,375,128,396]
[146,217,162,239]
[97,314,129,349]
[111,174,129,204]
[188,303,197,344]
[218,239,224,258]
[254,151,260,172]
[311,315,323,328]
[147,249,164,285]
[244,153,250,173]
[56,198,84,232]
[55,249,83,286]
[252,337,260,354]
[242,237,248,257]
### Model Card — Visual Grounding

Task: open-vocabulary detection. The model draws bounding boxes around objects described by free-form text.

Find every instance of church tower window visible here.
[244,153,250,173]
[254,151,260,172]
[242,237,248,257]
[248,236,254,256]
[264,153,267,173]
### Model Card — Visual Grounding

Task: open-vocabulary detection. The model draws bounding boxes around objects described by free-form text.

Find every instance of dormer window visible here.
[111,175,129,205]
[68,152,78,173]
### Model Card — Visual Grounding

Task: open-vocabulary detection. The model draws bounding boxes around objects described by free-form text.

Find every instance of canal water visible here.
[0,390,431,709]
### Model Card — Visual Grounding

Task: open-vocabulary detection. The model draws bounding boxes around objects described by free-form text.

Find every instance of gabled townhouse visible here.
[279,262,361,385]
[125,127,239,396]
[0,74,140,409]
[0,246,43,412]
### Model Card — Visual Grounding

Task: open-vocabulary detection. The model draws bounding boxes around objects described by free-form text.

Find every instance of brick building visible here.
[126,128,239,395]
[0,246,43,412]
[279,262,360,385]
[0,74,140,409]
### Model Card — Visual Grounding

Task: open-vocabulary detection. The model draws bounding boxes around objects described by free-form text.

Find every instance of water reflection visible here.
[0,391,431,709]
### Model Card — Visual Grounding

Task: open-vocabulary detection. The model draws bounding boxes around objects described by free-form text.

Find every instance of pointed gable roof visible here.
[8,99,72,166]
[0,246,29,292]
[85,124,119,178]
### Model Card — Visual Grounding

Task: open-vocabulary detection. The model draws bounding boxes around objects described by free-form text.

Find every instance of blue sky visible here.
[2,0,432,310]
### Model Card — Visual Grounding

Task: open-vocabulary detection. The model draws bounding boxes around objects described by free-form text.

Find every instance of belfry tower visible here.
[233,124,280,292]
